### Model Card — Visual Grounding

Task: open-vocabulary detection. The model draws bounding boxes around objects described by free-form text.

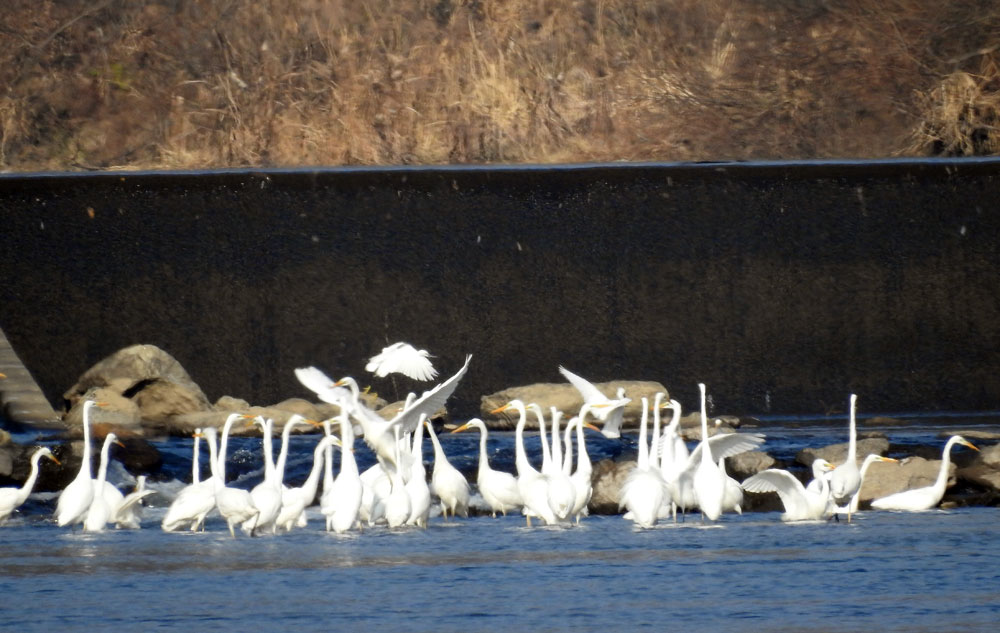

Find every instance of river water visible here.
[2,414,1000,632]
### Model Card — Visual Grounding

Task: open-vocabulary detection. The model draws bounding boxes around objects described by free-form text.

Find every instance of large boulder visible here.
[63,387,142,431]
[858,455,953,506]
[723,450,776,480]
[588,457,636,514]
[481,380,669,429]
[957,443,1000,492]
[796,436,890,467]
[63,344,213,424]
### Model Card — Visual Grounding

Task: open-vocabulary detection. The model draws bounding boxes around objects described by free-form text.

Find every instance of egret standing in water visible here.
[871,435,978,511]
[0,447,59,524]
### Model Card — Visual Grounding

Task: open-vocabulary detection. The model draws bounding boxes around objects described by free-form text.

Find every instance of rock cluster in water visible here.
[3,343,999,513]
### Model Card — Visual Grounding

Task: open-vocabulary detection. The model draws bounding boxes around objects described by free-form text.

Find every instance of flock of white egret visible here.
[0,343,984,532]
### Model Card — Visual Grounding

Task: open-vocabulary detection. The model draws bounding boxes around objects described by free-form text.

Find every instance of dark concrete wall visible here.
[1,160,999,417]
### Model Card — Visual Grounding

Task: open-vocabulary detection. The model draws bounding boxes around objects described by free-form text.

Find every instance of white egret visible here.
[366,342,438,381]
[558,366,631,438]
[0,447,59,524]
[244,417,284,535]
[492,399,556,526]
[55,400,103,527]
[276,426,332,532]
[162,429,216,532]
[563,405,602,523]
[383,427,412,528]
[212,415,260,538]
[425,418,470,519]
[829,393,862,522]
[871,435,978,511]
[692,383,726,521]
[296,354,472,470]
[451,419,522,517]
[620,397,667,528]
[742,459,837,521]
[113,475,154,529]
[89,433,155,529]
[842,454,899,515]
[405,414,431,528]
[321,414,364,533]
[532,404,575,522]
[84,432,124,532]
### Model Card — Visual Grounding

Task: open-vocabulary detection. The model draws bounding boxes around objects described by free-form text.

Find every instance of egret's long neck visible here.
[651,394,663,470]
[322,420,335,489]
[300,438,327,498]
[562,421,574,475]
[934,437,960,492]
[550,409,564,472]
[847,394,858,461]
[699,384,713,464]
[475,425,491,477]
[260,420,277,483]
[204,431,221,489]
[81,402,93,478]
[637,397,650,469]
[575,411,592,474]
[18,453,44,503]
[513,403,536,477]
[96,435,114,485]
[533,405,553,472]
[275,421,297,482]
[337,415,359,477]
[426,421,445,462]
[191,434,201,484]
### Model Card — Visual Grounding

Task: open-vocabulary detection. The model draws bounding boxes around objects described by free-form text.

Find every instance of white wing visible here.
[366,342,438,381]
[685,432,766,472]
[741,469,810,519]
[559,366,610,405]
[294,366,353,404]
[386,354,472,435]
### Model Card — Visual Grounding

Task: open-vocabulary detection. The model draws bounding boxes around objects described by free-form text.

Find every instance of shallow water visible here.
[2,508,1000,632]
[3,414,1000,631]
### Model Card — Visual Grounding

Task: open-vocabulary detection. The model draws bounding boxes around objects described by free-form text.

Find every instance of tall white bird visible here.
[244,417,284,535]
[563,406,602,523]
[212,415,260,538]
[405,414,432,528]
[162,429,216,532]
[84,432,124,532]
[383,428,412,528]
[424,418,470,519]
[620,397,667,528]
[718,457,744,515]
[451,419,522,517]
[295,354,472,470]
[842,454,899,515]
[692,383,726,521]
[276,426,331,532]
[871,435,979,511]
[742,459,837,521]
[532,404,576,522]
[829,393,862,522]
[55,400,103,527]
[321,414,364,533]
[366,342,438,381]
[492,399,557,526]
[0,447,59,524]
[558,366,631,438]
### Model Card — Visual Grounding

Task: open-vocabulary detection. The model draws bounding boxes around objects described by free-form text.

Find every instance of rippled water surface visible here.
[3,414,1000,632]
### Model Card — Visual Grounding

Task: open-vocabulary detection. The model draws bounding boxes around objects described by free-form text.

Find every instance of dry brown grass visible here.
[1,0,998,171]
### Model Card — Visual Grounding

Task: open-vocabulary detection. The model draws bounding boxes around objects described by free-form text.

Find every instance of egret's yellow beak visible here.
[962,440,980,451]
[584,423,602,433]
[490,404,509,415]
[451,423,470,434]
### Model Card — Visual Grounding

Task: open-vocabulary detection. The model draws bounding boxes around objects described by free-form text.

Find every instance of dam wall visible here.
[1,160,998,418]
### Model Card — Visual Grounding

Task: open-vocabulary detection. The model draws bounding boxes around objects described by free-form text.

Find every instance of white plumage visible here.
[366,342,438,381]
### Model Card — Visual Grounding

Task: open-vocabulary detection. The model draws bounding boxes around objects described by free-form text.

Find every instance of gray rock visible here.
[957,443,1000,492]
[63,386,142,431]
[796,437,890,467]
[860,455,953,505]
[588,458,636,515]
[724,451,776,480]
[63,344,212,423]
[481,380,669,429]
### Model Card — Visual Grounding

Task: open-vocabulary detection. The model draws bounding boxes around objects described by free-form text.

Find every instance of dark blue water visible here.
[2,414,999,631]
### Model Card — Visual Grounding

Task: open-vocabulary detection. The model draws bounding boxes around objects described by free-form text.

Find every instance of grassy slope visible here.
[1,0,998,171]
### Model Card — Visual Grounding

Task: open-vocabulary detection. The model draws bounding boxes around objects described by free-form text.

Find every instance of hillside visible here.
[2,0,999,171]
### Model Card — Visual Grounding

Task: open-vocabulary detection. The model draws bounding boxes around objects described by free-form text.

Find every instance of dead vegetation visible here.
[1,0,999,171]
